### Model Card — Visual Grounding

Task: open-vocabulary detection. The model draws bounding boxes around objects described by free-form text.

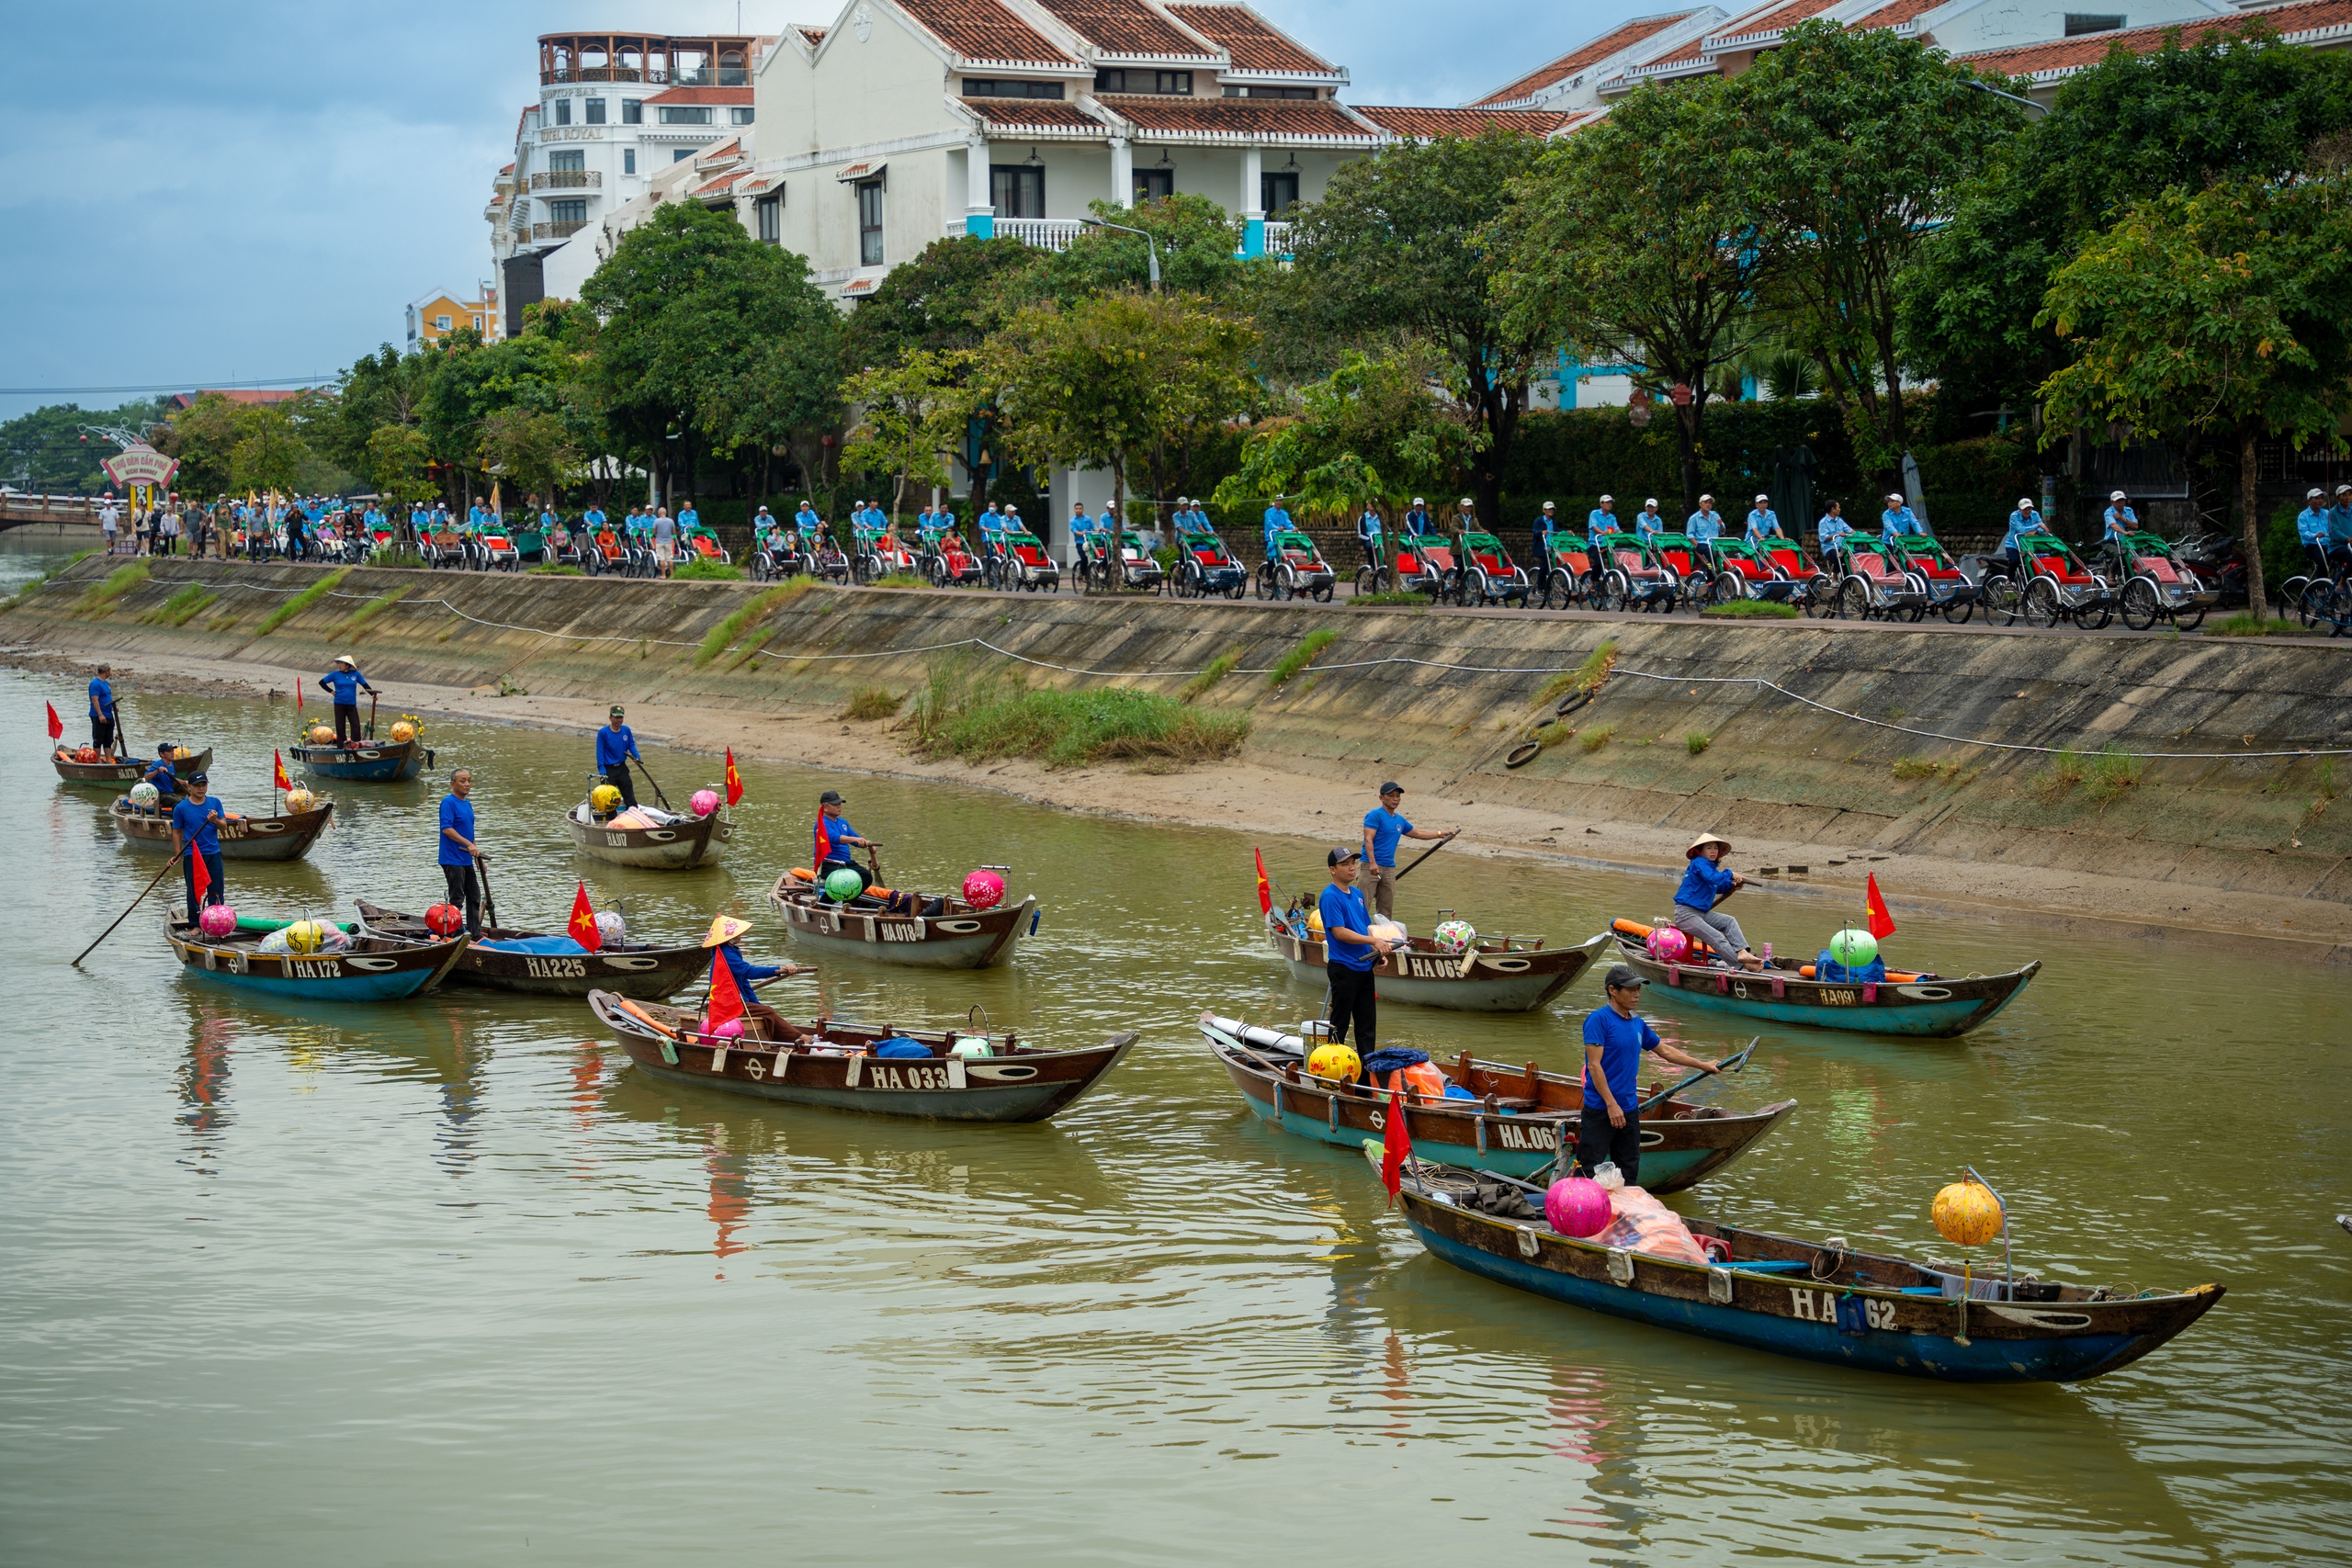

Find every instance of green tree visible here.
[1046,194,1251,303]
[364,423,436,506]
[228,403,310,496]
[0,400,170,492]
[477,407,582,504]
[1287,128,1553,521]
[322,345,433,481]
[841,350,968,523]
[1735,21,2023,482]
[1215,347,1474,519]
[1498,77,1777,513]
[2036,175,2352,618]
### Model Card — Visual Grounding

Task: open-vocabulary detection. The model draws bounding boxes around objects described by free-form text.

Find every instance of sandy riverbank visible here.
[13,640,2347,962]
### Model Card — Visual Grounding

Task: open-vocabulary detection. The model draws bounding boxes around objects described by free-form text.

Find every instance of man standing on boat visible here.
[438,768,485,938]
[813,790,876,895]
[1579,965,1717,1185]
[87,665,119,756]
[169,773,229,917]
[317,655,377,747]
[596,707,643,810]
[1361,783,1454,921]
[1319,847,1392,1057]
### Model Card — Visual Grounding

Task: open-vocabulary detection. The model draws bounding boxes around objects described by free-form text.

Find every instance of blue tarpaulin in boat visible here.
[476,936,589,955]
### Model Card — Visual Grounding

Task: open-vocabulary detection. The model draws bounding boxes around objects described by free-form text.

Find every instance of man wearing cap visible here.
[2102,491,2139,546]
[169,772,231,917]
[1587,495,1617,545]
[595,706,643,810]
[2293,488,2335,577]
[1318,846,1393,1056]
[1881,492,1927,544]
[701,915,807,1042]
[2000,497,2042,574]
[1634,498,1666,539]
[1674,831,1765,971]
[1686,493,1724,544]
[141,743,182,805]
[1744,494,1783,544]
[1403,497,1433,538]
[317,655,377,747]
[1532,501,1560,581]
[1580,965,1720,1184]
[813,791,875,893]
[87,664,119,756]
[438,767,485,938]
[1361,784,1456,920]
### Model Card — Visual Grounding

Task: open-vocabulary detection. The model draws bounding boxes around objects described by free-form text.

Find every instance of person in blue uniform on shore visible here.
[1745,494,1783,544]
[596,705,642,809]
[438,768,485,938]
[1588,494,1618,545]
[1577,964,1719,1186]
[1882,492,1926,544]
[169,773,229,916]
[318,655,378,746]
[813,790,876,896]
[88,664,119,755]
[1261,498,1295,564]
[2000,497,2043,574]
[1317,846,1392,1056]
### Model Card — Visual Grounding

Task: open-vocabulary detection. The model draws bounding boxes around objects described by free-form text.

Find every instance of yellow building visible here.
[406,287,502,349]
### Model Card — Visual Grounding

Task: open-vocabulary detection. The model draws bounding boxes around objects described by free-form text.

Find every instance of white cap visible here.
[2309,488,2324,499]
[1886,492,1905,503]
[1459,497,1473,505]
[1598,494,1612,504]
[1542,501,1555,510]
[2019,497,2037,509]
[2338,484,2352,494]
[1645,498,1659,508]
[2110,491,2127,502]
[1412,497,1424,505]
[1699,493,1714,503]
[1754,493,1769,503]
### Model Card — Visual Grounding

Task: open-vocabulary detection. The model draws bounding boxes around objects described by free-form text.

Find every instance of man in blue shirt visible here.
[595,705,642,809]
[1579,964,1719,1185]
[1262,499,1294,563]
[2101,491,2138,546]
[1402,498,1433,537]
[1587,494,1617,544]
[87,664,119,755]
[2000,497,2042,571]
[812,789,876,895]
[1359,782,1456,919]
[1634,498,1666,538]
[1816,501,1852,566]
[437,768,485,937]
[679,502,700,535]
[1532,501,1560,576]
[1745,494,1782,543]
[317,655,377,746]
[1881,492,1924,543]
[1685,494,1723,543]
[169,773,230,916]
[140,744,181,804]
[2330,485,2352,569]
[1317,846,1393,1056]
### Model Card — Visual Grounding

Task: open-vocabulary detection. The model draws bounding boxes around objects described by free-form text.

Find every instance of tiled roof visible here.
[1034,0,1217,57]
[1847,0,1943,28]
[700,138,742,159]
[899,0,1081,65]
[1164,3,1336,73]
[1473,12,1703,106]
[1959,0,2352,78]
[1708,0,1844,45]
[1353,105,1574,138]
[797,26,828,46]
[693,175,741,197]
[1640,38,1709,68]
[960,96,1114,130]
[645,85,755,104]
[1100,92,1373,138]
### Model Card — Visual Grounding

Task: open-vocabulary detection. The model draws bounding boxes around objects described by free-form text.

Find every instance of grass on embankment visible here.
[1350,591,1431,607]
[7,548,97,609]
[74,562,150,616]
[695,578,819,666]
[1266,628,1338,689]
[1535,638,1618,707]
[840,686,903,721]
[1702,599,1800,619]
[2211,615,2308,637]
[1179,647,1246,704]
[334,587,413,639]
[143,583,219,627]
[254,568,350,636]
[910,652,1248,771]
[673,559,745,581]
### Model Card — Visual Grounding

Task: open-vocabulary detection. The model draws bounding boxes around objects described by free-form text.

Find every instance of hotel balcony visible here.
[530,220,590,243]
[537,32,761,88]
[530,170,604,191]
[956,216,1296,258]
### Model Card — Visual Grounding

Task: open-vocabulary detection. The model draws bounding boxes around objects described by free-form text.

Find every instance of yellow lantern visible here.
[1306,1043,1363,1084]
[284,919,326,955]
[283,787,317,815]
[1305,906,1325,937]
[1932,1179,2004,1248]
[590,783,622,815]
[389,720,417,743]
[307,724,335,744]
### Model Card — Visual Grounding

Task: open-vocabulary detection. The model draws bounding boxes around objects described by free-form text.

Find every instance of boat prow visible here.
[565,801,733,869]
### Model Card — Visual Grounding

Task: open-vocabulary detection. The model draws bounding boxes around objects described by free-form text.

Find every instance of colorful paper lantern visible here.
[1544,1177,1611,1238]
[424,903,465,936]
[1645,926,1690,962]
[961,869,1005,909]
[198,905,238,939]
[1933,1179,2004,1247]
[1434,919,1477,953]
[689,788,719,817]
[1306,1042,1363,1084]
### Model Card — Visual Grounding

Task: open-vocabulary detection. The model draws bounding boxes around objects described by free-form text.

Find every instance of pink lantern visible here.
[690,789,720,818]
[1544,1177,1612,1238]
[1645,925,1690,963]
[198,905,238,939]
[962,868,1005,909]
[707,1017,745,1042]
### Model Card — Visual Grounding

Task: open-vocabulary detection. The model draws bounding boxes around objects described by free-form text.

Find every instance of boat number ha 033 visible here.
[870,1063,953,1089]
[523,955,588,978]
[1789,1287,1896,1328]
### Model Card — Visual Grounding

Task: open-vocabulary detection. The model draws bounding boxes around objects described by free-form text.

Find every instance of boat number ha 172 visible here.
[1788,1287,1897,1328]
[524,955,588,978]
[288,959,344,979]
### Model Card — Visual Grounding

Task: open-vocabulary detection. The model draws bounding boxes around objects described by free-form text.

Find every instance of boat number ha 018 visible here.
[880,922,923,942]
[1789,1288,1896,1328]
[523,955,588,978]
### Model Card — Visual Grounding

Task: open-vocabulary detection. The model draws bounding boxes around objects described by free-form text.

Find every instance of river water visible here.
[2,543,2346,1566]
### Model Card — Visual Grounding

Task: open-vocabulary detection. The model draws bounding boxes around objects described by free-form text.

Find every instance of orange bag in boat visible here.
[1384,1061,1449,1101]
[1594,1186,1709,1264]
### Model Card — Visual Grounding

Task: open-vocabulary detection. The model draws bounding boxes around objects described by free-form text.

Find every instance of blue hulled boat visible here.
[166,915,468,1001]
[290,737,429,783]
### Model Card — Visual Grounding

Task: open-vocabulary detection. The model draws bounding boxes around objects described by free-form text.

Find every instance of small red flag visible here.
[188,842,211,907]
[1380,1088,1413,1206]
[1865,874,1897,942]
[1254,847,1272,915]
[568,882,603,953]
[272,750,292,792]
[295,682,303,715]
[724,747,743,807]
[705,947,746,1037]
[45,701,62,741]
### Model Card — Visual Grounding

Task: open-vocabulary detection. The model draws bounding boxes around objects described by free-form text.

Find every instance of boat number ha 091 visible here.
[524,955,588,978]
[1789,1288,1896,1328]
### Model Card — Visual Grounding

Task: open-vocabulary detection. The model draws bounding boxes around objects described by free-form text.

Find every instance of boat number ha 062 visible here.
[523,955,588,978]
[1789,1288,1896,1328]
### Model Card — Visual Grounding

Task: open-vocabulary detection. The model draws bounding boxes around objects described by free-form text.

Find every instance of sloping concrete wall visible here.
[12,557,2349,907]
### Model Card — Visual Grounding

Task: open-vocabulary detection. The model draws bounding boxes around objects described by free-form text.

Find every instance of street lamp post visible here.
[1078,218,1160,291]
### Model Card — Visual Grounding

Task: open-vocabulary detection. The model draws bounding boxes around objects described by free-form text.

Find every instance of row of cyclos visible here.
[1344,523,2223,633]
[740,517,1069,592]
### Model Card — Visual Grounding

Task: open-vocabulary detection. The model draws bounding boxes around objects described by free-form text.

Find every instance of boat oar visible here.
[631,756,674,812]
[474,853,500,933]
[1390,829,1460,886]
[367,690,378,741]
[74,841,192,967]
[1636,1037,1758,1115]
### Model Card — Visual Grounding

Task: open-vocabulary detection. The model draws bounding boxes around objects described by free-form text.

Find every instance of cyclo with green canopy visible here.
[1170,517,1246,598]
[1988,529,2115,629]
[2108,530,2213,632]
[1884,532,1981,624]
[1257,528,1334,602]
[1588,530,1684,612]
[1444,527,1532,607]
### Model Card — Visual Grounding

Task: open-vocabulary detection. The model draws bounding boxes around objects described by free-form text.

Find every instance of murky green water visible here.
[3,540,2347,1565]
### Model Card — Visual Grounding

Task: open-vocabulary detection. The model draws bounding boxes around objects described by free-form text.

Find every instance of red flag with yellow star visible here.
[724,747,743,807]
[567,882,603,953]
[273,750,292,792]
[705,946,746,1036]
[1254,848,1272,915]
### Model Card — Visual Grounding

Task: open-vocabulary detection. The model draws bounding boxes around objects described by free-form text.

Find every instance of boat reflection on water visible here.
[705,1122,752,1276]
[178,999,238,1147]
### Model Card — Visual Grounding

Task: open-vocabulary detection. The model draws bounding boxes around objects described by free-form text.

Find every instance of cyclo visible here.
[1390,517,1454,598]
[1883,532,1981,624]
[582,524,632,576]
[1257,528,1335,602]
[1443,526,1533,607]
[808,524,855,585]
[918,518,983,587]
[851,518,916,584]
[1588,530,1682,612]
[1987,529,2115,629]
[680,522,731,569]
[1533,531,1598,609]
[1105,527,1165,592]
[2108,530,2214,632]
[747,522,810,581]
[1702,536,1804,606]
[1170,516,1247,598]
[1832,536,1936,621]
[984,516,1061,592]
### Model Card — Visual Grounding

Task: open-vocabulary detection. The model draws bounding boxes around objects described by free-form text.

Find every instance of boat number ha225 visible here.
[523,955,588,978]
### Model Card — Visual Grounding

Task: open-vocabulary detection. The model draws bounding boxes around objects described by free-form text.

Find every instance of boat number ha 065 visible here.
[523,955,588,978]
[1789,1288,1896,1328]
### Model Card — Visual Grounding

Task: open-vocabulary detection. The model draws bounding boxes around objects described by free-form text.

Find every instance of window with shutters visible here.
[856,179,885,266]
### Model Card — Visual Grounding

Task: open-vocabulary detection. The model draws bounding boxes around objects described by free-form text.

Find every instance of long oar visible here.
[632,755,674,812]
[1637,1037,1759,1115]
[74,841,192,967]
[1390,829,1461,886]
[474,853,500,933]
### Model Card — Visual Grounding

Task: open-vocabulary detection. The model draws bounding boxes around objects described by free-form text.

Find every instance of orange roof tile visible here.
[1034,0,1217,56]
[1709,0,1845,42]
[1474,12,1704,106]
[1960,0,2352,77]
[899,0,1081,64]
[1102,92,1372,137]
[1164,3,1336,73]
[1847,0,1944,28]
[1353,105,1573,138]
[797,25,828,46]
[693,175,741,197]
[960,96,1114,130]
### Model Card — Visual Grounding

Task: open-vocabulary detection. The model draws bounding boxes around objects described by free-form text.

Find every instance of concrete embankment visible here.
[10,556,2350,953]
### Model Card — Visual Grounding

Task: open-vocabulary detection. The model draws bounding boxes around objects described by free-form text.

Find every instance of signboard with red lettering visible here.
[101,445,178,489]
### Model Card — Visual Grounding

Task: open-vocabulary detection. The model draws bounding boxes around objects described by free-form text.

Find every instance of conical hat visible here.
[1685,831,1733,858]
[704,915,752,947]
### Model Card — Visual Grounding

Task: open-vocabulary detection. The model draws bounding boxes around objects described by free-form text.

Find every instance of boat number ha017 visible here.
[1789,1288,1896,1328]
[523,955,588,978]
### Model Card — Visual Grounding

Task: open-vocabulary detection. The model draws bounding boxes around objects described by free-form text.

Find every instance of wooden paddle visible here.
[631,755,674,812]
[74,841,191,967]
[1389,829,1461,886]
[474,852,500,933]
[1636,1037,1758,1115]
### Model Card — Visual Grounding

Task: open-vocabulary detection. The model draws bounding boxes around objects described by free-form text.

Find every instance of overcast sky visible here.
[0,0,1645,423]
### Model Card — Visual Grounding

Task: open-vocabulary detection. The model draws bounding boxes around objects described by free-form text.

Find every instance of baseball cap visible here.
[819,789,845,805]
[1604,964,1645,990]
[1327,845,1361,866]
[2110,491,2128,502]
[1598,493,1612,504]
[1378,781,1402,795]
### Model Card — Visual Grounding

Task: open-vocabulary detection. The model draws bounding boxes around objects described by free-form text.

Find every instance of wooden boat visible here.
[52,746,211,787]
[564,800,732,869]
[1389,1156,2223,1383]
[1605,923,2039,1040]
[1199,1013,1793,1191]
[766,871,1035,969]
[355,900,712,998]
[110,795,334,862]
[290,737,429,783]
[588,990,1136,1122]
[164,915,469,1001]
[1266,914,1601,1012]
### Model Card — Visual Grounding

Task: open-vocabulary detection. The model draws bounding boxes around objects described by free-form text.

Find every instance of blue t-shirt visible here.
[1746,508,1779,541]
[321,667,367,705]
[2333,504,2352,545]
[1882,507,1924,539]
[438,795,476,867]
[679,508,699,530]
[88,677,114,720]
[2102,505,2137,539]
[1363,807,1413,867]
[1317,883,1375,971]
[1686,510,1722,542]
[718,942,780,985]
[1675,856,1736,912]
[594,725,639,771]
[172,795,223,854]
[814,813,860,867]
[2298,507,2334,545]
[1588,508,1616,537]
[1582,1007,1660,1113]
[2002,510,2040,551]
[1635,510,1665,536]
[141,761,179,797]
[1818,515,1851,551]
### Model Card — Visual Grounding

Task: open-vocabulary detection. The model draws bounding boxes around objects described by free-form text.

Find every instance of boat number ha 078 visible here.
[1789,1288,1896,1328]
[524,955,588,978]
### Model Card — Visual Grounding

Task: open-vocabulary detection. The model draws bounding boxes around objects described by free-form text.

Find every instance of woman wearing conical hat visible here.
[703,915,807,1043]
[1672,832,1766,973]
